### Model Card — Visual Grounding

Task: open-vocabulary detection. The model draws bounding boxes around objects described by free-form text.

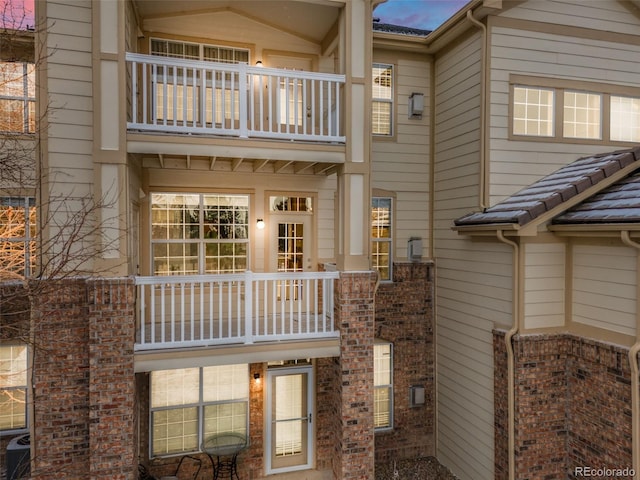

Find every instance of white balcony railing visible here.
[127,53,345,143]
[135,271,339,351]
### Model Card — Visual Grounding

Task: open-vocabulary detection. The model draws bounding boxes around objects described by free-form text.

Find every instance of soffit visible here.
[133,0,342,44]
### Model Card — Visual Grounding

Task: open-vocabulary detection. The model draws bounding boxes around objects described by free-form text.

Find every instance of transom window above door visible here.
[151,193,249,275]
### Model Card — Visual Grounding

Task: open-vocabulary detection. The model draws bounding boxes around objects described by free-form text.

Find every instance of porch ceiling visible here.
[128,133,345,176]
[133,0,342,45]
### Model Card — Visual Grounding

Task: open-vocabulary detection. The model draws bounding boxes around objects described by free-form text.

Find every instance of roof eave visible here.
[549,223,640,237]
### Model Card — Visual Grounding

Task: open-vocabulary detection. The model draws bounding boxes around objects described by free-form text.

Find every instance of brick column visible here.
[334,271,377,480]
[31,278,137,479]
[87,278,136,479]
[31,279,91,479]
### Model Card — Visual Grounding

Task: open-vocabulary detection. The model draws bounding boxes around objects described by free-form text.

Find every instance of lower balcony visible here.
[135,271,339,352]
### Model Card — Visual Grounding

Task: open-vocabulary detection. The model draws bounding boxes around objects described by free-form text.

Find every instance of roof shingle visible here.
[454,147,640,228]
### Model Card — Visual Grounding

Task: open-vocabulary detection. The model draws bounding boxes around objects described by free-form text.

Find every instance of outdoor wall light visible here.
[408,92,424,119]
[255,60,263,67]
[253,372,261,383]
[256,218,265,230]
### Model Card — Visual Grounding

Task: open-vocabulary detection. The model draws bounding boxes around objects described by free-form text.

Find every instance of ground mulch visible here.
[375,456,459,480]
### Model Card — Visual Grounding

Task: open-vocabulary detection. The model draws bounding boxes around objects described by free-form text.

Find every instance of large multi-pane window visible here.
[374,341,393,430]
[0,62,35,133]
[372,63,393,136]
[0,345,28,432]
[0,197,36,278]
[150,39,248,126]
[151,193,249,275]
[371,197,392,281]
[150,364,249,457]
[511,77,640,144]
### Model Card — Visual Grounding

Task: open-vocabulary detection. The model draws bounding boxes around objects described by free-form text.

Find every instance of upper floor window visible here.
[372,63,393,136]
[150,364,249,457]
[371,197,392,281]
[374,341,393,431]
[511,76,640,144]
[0,62,35,133]
[150,39,249,64]
[151,193,249,275]
[0,344,28,432]
[0,197,36,278]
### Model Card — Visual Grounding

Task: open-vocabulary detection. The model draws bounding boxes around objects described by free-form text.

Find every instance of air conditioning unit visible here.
[6,434,30,480]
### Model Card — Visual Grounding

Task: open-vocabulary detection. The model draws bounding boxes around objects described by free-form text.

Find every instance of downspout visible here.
[620,231,640,480]
[466,9,489,210]
[497,230,519,480]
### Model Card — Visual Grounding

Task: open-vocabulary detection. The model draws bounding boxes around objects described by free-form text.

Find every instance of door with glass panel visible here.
[266,367,313,473]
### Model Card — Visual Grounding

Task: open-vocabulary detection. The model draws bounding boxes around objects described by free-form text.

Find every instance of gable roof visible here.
[453,147,640,234]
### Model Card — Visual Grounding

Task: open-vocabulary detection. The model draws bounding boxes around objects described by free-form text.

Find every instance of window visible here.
[372,64,393,135]
[0,62,35,133]
[511,76,640,144]
[0,197,36,278]
[374,341,393,430]
[563,91,601,139]
[150,364,249,457]
[371,197,392,281]
[151,193,249,275]
[150,39,249,126]
[0,345,28,432]
[513,86,554,137]
[610,96,640,142]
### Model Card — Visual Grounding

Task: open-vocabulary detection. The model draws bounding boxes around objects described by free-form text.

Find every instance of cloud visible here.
[374,0,469,30]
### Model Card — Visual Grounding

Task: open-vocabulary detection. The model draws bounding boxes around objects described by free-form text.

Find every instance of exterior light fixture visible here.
[256,218,265,230]
[255,60,263,67]
[408,92,424,119]
[253,372,261,384]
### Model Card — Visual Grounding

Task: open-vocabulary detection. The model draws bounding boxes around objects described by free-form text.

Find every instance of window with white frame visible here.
[151,193,249,275]
[0,344,28,432]
[374,341,393,430]
[372,63,393,136]
[0,197,36,278]
[150,364,249,457]
[150,39,249,126]
[371,197,392,282]
[511,77,640,144]
[0,62,35,133]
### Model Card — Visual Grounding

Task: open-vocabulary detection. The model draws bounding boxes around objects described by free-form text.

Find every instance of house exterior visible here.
[1,1,640,480]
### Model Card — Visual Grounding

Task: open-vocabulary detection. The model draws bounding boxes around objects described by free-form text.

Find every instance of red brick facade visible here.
[374,262,434,463]
[30,278,137,479]
[494,331,638,480]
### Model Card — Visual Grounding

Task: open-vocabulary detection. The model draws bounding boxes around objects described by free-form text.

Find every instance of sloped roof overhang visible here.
[453,147,640,237]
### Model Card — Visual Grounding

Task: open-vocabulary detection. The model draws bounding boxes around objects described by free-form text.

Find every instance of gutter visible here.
[466,9,489,211]
[497,230,519,480]
[620,231,640,480]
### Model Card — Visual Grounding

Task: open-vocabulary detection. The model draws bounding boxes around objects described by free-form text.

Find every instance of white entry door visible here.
[266,366,314,473]
[269,214,314,273]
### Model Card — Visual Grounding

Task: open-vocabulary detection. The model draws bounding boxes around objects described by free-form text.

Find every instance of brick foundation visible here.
[29,278,136,480]
[494,331,638,480]
[374,262,434,464]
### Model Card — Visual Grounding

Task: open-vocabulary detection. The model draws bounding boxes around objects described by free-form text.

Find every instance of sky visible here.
[374,0,470,31]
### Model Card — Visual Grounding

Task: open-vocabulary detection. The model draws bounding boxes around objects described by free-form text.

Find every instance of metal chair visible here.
[160,455,202,480]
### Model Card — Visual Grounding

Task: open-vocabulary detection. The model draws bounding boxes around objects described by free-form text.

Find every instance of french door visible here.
[266,366,314,473]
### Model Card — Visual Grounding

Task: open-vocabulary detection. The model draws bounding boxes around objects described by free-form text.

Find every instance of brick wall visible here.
[335,271,378,480]
[374,262,434,464]
[29,278,137,480]
[494,331,637,480]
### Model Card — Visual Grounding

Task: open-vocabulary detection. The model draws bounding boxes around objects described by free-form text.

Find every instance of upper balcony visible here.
[127,53,345,144]
[126,1,347,170]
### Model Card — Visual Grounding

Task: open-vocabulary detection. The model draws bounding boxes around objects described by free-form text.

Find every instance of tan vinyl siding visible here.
[572,244,637,337]
[500,0,640,35]
[434,31,497,480]
[488,15,640,204]
[372,55,430,261]
[523,242,565,330]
